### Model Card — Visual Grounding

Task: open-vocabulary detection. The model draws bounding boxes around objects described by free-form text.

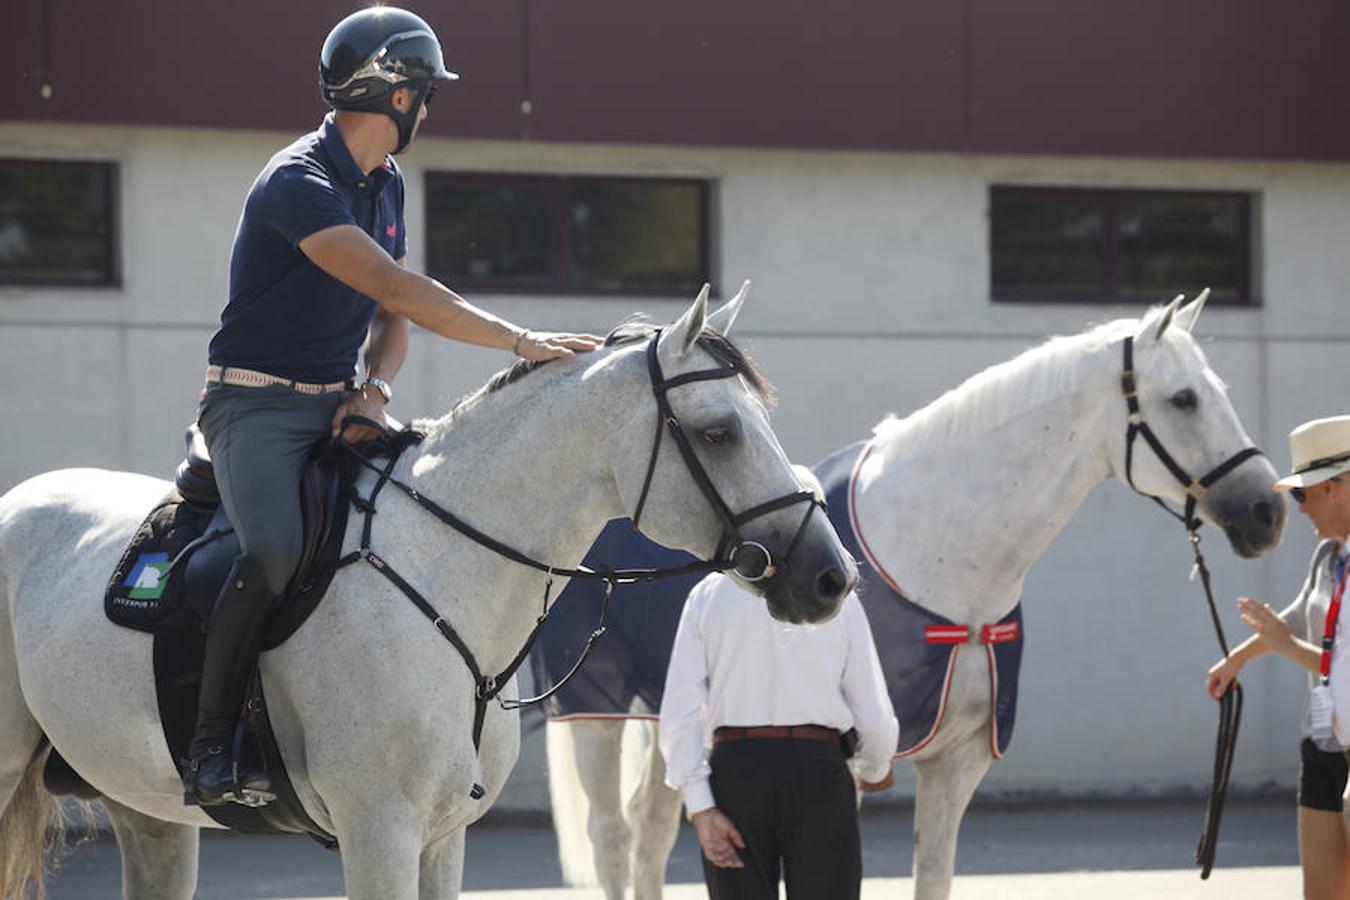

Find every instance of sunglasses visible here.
[1290,476,1342,505]
[424,85,438,107]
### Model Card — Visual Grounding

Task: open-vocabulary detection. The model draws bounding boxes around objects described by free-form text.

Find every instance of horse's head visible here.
[610,283,857,623]
[1111,291,1285,558]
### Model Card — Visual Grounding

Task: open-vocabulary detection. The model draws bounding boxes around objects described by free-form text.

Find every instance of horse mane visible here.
[873,315,1148,451]
[422,319,774,432]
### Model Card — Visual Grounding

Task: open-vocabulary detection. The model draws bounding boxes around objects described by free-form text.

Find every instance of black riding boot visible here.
[183,555,275,807]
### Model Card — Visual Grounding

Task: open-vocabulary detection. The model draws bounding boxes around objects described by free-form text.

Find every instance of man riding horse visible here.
[185,5,601,807]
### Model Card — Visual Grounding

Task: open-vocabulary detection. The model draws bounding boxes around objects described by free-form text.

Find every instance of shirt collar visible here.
[320,113,387,187]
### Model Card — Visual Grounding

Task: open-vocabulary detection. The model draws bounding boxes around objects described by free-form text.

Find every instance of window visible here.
[0,160,117,286]
[990,187,1253,305]
[426,173,710,296]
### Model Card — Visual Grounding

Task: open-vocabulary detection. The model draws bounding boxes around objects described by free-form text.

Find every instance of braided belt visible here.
[205,365,356,395]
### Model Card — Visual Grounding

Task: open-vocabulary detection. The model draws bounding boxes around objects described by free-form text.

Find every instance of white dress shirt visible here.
[658,572,899,814]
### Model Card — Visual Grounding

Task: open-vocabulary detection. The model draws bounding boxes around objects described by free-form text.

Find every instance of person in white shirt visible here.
[659,469,898,900]
[1206,415,1350,900]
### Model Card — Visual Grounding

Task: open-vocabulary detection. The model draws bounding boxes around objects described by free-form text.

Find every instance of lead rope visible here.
[1189,528,1242,880]
[1117,337,1255,878]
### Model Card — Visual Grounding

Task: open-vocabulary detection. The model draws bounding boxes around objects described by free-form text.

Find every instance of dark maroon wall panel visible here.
[969,0,1350,159]
[524,0,966,151]
[2,0,1348,160]
[3,1,48,122]
[0,0,525,139]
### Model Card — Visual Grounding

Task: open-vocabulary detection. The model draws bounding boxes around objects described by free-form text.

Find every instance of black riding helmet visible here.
[320,6,458,154]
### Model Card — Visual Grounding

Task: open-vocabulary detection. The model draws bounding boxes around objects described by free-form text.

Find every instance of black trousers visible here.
[702,737,861,900]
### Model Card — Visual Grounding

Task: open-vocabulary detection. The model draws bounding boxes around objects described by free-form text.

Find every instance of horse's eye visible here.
[1170,389,1198,411]
[702,427,731,445]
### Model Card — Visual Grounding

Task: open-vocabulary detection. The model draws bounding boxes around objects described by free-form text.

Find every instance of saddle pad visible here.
[529,519,702,719]
[814,440,1024,758]
[105,489,214,633]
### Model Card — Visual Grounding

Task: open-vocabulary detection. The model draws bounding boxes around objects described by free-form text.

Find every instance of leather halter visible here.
[632,330,823,583]
[1117,332,1261,877]
[1119,334,1264,531]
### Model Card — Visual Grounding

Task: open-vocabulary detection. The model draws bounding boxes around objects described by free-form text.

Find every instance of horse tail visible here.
[546,720,600,887]
[0,742,61,900]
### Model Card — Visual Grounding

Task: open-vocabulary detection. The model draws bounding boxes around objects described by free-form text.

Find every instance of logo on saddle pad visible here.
[124,552,171,600]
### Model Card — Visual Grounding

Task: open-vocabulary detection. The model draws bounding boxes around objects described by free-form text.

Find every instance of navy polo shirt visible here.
[209,114,407,384]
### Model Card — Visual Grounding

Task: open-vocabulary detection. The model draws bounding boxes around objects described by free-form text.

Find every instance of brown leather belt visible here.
[206,365,357,395]
[713,724,839,745]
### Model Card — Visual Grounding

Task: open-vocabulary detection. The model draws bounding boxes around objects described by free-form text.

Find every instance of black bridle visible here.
[632,331,823,584]
[1117,333,1263,879]
[1120,335,1265,532]
[335,330,820,796]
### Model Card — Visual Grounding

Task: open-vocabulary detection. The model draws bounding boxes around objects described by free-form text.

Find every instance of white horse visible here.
[0,287,859,900]
[547,294,1287,900]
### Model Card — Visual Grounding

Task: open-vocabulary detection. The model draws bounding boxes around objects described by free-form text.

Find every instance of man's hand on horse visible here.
[858,768,896,793]
[513,330,604,362]
[690,807,746,869]
[331,385,395,442]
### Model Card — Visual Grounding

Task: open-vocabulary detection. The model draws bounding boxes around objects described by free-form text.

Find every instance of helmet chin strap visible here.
[383,81,431,155]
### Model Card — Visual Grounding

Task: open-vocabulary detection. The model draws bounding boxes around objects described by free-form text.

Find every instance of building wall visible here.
[3,120,1349,808]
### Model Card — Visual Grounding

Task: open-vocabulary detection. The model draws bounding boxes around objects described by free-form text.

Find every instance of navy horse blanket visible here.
[530,441,1025,758]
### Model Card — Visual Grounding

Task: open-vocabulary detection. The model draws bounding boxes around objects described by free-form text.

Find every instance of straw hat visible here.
[1275,415,1350,491]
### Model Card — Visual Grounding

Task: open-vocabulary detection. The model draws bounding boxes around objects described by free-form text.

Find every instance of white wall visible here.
[3,121,1349,807]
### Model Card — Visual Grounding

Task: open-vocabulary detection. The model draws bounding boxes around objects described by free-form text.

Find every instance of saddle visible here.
[45,425,396,848]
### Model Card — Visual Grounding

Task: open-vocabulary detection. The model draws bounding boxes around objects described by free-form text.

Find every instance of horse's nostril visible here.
[816,566,847,600]
[1252,499,1276,529]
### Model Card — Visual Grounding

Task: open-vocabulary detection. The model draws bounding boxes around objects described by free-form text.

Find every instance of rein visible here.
[1118,334,1259,879]
[334,331,820,797]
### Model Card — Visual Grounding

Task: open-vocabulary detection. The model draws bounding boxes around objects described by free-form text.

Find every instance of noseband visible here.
[632,330,823,583]
[1120,334,1264,531]
[1118,333,1263,878]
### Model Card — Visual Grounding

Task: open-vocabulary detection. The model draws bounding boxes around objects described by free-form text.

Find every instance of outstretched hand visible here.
[514,330,604,362]
[691,808,746,869]
[1237,596,1293,652]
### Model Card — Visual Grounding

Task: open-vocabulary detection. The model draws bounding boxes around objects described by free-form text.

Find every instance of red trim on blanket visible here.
[986,644,1002,760]
[924,625,970,644]
[847,438,911,600]
[981,622,1019,644]
[896,645,960,759]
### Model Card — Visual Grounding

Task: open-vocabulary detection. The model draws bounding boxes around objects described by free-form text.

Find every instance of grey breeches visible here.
[197,383,349,596]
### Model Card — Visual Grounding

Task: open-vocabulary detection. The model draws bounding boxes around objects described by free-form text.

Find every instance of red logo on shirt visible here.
[386,225,397,238]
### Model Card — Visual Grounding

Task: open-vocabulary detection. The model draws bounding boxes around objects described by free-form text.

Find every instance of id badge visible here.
[1311,684,1335,741]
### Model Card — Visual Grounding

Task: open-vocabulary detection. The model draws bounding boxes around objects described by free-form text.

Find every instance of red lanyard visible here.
[1319,553,1350,683]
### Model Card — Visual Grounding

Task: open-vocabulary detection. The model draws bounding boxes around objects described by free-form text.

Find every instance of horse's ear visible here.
[658,284,710,360]
[1150,293,1185,340]
[706,280,750,336]
[1173,287,1210,334]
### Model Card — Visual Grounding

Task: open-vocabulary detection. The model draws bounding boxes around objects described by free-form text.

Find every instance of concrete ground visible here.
[46,796,1297,898]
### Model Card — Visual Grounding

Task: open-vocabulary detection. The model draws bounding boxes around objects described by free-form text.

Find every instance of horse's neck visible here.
[857,341,1119,622]
[370,360,628,673]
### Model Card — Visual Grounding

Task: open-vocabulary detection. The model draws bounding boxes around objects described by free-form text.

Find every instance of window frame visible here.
[424,171,712,298]
[989,185,1254,306]
[0,157,120,288]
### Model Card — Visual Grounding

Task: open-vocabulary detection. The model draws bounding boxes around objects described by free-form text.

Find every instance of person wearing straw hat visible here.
[1206,415,1350,900]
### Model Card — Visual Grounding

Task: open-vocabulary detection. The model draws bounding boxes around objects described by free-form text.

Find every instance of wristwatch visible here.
[363,377,393,404]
